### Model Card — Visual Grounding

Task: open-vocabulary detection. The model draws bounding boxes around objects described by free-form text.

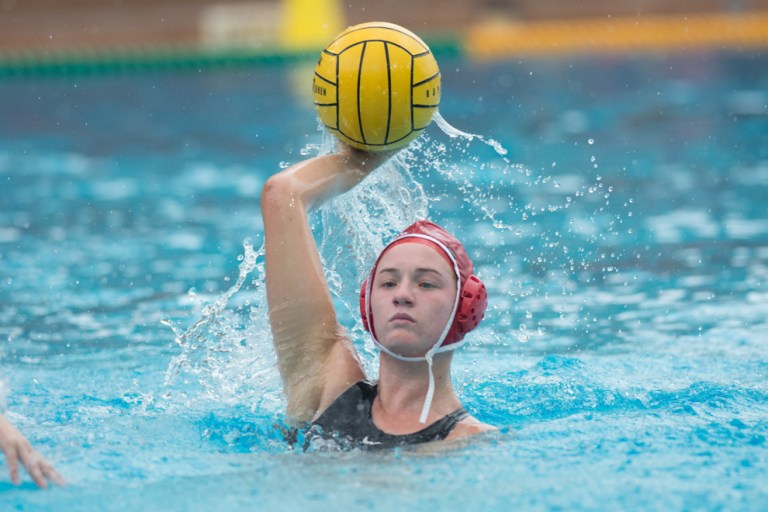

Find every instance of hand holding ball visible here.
[313,22,441,152]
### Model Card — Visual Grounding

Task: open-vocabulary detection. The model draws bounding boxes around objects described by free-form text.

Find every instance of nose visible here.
[392,280,414,306]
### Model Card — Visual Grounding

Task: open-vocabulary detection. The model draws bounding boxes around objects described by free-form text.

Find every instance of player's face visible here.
[370,242,457,357]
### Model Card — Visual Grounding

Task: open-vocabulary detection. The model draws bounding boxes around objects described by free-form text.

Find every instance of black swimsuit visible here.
[306,381,469,450]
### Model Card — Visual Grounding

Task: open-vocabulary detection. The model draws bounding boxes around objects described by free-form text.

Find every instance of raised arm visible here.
[261,145,390,421]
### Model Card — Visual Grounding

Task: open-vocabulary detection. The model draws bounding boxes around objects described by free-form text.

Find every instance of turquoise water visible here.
[1,50,767,510]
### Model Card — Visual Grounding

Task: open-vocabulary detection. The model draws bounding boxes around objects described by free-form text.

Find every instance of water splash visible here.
[162,238,280,406]
[159,130,430,401]
[409,112,528,233]
[425,112,621,345]
[433,111,509,158]
[317,152,430,366]
[162,113,620,402]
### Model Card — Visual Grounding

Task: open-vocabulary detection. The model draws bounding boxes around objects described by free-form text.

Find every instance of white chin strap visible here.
[366,234,462,424]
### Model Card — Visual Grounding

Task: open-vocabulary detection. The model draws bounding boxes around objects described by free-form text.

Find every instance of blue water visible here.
[1,50,767,510]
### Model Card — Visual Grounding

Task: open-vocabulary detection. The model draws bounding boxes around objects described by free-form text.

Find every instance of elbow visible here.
[261,172,301,217]
[262,172,292,202]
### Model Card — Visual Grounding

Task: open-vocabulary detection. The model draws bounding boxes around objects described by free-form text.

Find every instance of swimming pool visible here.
[1,49,767,510]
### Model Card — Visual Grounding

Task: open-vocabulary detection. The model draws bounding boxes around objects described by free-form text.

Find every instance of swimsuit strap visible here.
[307,381,471,449]
[369,383,469,441]
[445,407,470,424]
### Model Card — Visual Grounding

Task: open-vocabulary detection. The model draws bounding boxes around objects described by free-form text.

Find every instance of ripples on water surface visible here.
[1,51,767,510]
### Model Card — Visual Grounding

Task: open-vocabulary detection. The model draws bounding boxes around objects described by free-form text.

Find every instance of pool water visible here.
[1,50,767,510]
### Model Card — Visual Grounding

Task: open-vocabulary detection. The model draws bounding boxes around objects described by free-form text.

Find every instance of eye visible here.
[419,281,437,289]
[379,280,397,289]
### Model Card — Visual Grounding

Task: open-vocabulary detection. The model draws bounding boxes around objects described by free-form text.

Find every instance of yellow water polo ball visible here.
[312,21,441,152]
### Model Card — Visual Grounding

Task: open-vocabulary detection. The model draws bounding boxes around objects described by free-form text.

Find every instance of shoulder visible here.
[313,338,367,415]
[445,415,498,440]
[313,379,373,423]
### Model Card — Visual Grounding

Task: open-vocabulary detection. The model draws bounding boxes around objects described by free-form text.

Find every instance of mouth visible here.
[389,313,415,323]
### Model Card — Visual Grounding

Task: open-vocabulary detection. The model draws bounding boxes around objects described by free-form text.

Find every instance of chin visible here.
[381,335,430,359]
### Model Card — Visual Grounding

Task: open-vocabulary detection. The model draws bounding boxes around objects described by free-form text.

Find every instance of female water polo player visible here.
[261,144,496,449]
[0,414,64,488]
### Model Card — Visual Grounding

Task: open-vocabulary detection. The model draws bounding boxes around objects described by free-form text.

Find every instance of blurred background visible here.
[2,0,768,63]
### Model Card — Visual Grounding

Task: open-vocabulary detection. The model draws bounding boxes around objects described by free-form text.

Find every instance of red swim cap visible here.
[359,220,487,350]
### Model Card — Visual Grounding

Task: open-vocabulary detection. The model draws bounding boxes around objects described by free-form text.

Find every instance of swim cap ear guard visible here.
[358,220,488,351]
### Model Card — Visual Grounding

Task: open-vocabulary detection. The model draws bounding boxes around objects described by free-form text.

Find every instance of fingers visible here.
[45,463,65,487]
[27,459,48,489]
[337,141,396,170]
[30,459,64,488]
[1,417,63,488]
[19,444,64,489]
[6,449,20,485]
